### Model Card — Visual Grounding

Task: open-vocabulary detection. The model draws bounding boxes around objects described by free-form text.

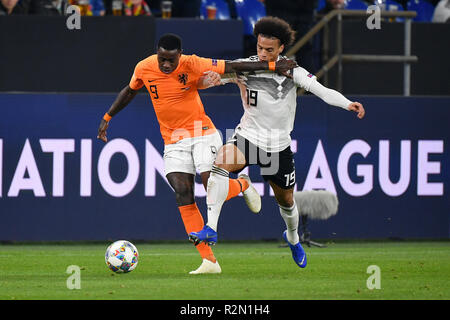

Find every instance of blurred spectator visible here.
[124,0,151,15]
[91,0,105,15]
[103,0,115,15]
[0,0,28,14]
[172,0,200,17]
[50,0,66,14]
[146,0,158,13]
[395,0,439,10]
[225,0,237,18]
[264,0,317,73]
[432,0,450,22]
[319,0,345,13]
[65,0,105,15]
[68,0,91,15]
[25,0,61,14]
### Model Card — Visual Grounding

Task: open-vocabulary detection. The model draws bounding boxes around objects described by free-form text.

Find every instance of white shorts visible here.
[164,131,223,176]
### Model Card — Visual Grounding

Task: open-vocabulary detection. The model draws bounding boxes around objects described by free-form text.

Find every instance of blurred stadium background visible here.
[0,0,449,245]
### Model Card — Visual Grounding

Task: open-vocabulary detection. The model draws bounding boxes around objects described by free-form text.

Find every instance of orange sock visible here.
[178,203,216,263]
[226,178,249,201]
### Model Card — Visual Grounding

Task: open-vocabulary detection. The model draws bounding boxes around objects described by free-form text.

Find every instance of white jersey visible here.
[222,55,317,153]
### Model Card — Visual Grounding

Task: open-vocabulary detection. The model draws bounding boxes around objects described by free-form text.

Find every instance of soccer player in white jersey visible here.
[189,17,365,268]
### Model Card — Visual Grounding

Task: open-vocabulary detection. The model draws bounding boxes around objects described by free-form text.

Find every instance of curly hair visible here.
[253,16,296,47]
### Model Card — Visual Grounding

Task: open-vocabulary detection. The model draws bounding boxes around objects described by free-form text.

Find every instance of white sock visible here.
[206,166,229,232]
[279,202,300,245]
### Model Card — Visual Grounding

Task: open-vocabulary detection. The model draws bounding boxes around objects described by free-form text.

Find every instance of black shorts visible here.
[227,133,296,189]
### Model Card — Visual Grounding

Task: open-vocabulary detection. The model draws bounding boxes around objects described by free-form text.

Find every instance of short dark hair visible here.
[158,33,182,51]
[253,16,296,47]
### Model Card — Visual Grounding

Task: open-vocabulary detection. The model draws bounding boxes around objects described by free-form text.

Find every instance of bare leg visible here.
[166,172,195,206]
[167,172,217,263]
[268,181,294,208]
[200,171,210,190]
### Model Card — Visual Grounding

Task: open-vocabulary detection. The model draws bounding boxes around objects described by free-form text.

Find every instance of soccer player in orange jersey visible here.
[97,33,296,274]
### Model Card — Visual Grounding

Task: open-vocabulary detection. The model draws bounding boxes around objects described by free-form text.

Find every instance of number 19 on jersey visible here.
[246,89,258,107]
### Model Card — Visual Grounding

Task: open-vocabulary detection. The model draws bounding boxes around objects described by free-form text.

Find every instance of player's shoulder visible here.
[176,54,196,72]
[181,54,219,63]
[180,54,222,73]
[137,54,157,65]
[292,64,316,88]
[180,54,192,60]
[293,64,314,78]
[135,55,158,71]
[177,54,201,67]
[181,53,210,62]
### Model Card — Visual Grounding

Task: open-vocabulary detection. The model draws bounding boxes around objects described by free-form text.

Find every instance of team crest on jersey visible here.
[178,73,188,85]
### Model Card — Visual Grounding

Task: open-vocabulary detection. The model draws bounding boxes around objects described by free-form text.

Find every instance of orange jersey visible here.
[129,54,225,145]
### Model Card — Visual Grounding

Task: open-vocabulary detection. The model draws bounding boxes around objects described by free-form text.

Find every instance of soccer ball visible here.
[105,240,139,273]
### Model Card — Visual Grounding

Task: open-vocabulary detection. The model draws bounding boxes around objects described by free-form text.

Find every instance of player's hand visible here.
[97,119,109,142]
[201,71,223,88]
[348,102,365,119]
[275,58,298,79]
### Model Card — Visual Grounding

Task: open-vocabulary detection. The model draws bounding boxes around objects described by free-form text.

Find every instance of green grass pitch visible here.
[0,241,449,300]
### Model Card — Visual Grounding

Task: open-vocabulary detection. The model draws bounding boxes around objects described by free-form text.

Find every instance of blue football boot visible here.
[189,225,218,246]
[283,231,307,268]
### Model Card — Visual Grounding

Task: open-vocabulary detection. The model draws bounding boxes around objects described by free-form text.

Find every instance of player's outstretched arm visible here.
[308,80,365,119]
[224,58,297,78]
[97,85,139,143]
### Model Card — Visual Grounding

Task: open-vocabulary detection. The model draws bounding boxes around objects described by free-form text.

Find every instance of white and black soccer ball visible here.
[105,240,139,273]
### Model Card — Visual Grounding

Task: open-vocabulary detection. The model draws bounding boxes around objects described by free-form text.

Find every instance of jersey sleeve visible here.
[309,81,352,110]
[218,57,252,84]
[292,66,316,91]
[129,63,144,90]
[190,55,226,75]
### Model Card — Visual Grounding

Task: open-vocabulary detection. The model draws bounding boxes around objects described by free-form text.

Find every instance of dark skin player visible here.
[97,46,297,206]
